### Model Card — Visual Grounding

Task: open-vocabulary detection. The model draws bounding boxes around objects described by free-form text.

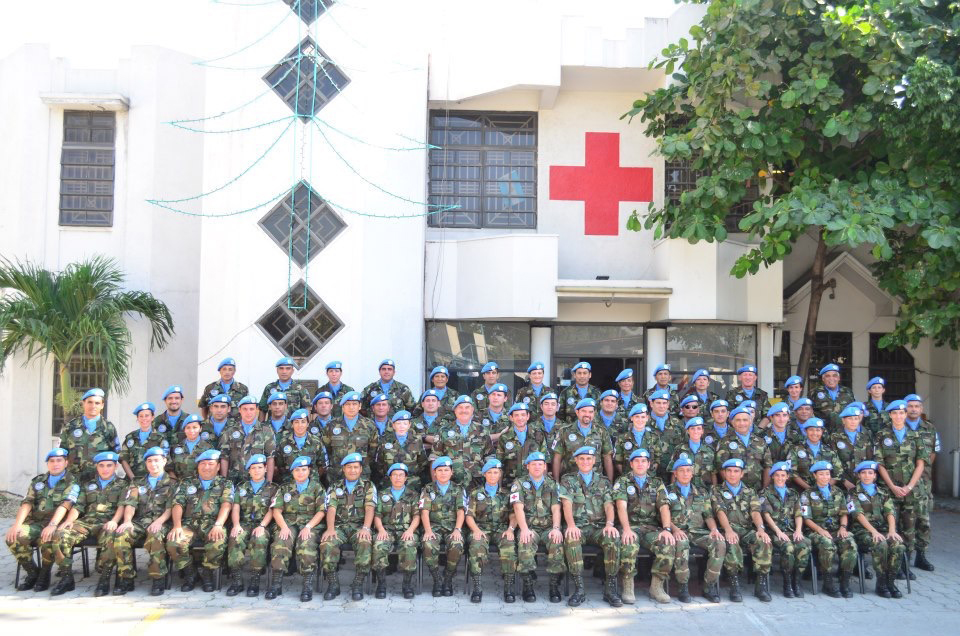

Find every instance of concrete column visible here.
[531,327,552,370]
[758,324,775,395]
[646,327,666,389]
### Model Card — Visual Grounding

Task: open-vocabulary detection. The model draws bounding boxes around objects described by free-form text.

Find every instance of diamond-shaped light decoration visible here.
[263,37,350,121]
[259,181,346,267]
[257,280,343,365]
[282,0,333,26]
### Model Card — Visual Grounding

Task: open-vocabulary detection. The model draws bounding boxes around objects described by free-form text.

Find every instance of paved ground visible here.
[1,510,957,635]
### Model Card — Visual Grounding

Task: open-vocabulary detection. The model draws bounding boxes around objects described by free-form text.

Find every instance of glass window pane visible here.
[666,324,756,394]
[426,321,531,395]
[554,325,645,357]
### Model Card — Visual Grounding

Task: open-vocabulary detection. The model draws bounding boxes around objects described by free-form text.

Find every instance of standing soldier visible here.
[219,396,277,484]
[471,361,502,407]
[725,365,771,427]
[318,361,353,418]
[904,393,939,572]
[412,389,445,444]
[614,403,664,478]
[310,391,335,436]
[613,449,675,604]
[801,460,857,597]
[511,452,565,603]
[765,402,800,463]
[225,454,278,597]
[465,459,517,603]
[264,392,289,442]
[647,390,685,480]
[360,358,416,415]
[596,390,628,445]
[265,455,326,601]
[783,375,805,410]
[51,451,126,596]
[432,395,492,488]
[419,366,459,420]
[849,460,905,598]
[760,462,810,598]
[323,391,380,482]
[551,398,614,481]
[515,361,553,418]
[120,402,170,479]
[167,414,215,481]
[785,418,843,490]
[320,453,376,601]
[274,409,325,485]
[642,364,678,411]
[5,449,78,592]
[368,393,393,437]
[704,399,731,446]
[372,463,421,599]
[375,410,427,492]
[154,385,189,445]
[679,369,719,419]
[199,358,248,420]
[419,456,467,597]
[113,447,175,597]
[809,363,855,431]
[60,388,119,483]
[715,406,773,492]
[258,357,311,420]
[614,368,641,414]
[862,377,890,435]
[678,394,704,428]
[497,402,547,483]
[476,383,510,443]
[669,417,717,490]
[660,456,726,603]
[557,361,601,423]
[166,449,234,592]
[533,393,564,454]
[831,404,874,490]
[200,394,233,446]
[713,458,773,603]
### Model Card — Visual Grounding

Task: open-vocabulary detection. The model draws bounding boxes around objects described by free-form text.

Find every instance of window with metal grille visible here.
[282,0,334,25]
[806,331,852,388]
[59,111,115,226]
[869,333,916,398]
[259,181,346,267]
[52,356,108,436]
[257,281,343,366]
[428,111,537,229]
[263,37,349,121]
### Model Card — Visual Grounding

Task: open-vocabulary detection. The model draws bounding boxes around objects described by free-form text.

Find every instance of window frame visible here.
[52,356,108,436]
[263,37,350,122]
[58,110,116,227]
[256,280,344,366]
[258,181,346,267]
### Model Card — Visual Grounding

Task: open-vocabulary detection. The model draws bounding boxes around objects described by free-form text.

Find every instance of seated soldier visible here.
[372,462,421,599]
[465,459,516,603]
[760,462,810,599]
[420,456,467,597]
[849,460,905,599]
[551,398,614,481]
[320,453,376,601]
[511,452,565,603]
[801,460,857,598]
[225,454,278,598]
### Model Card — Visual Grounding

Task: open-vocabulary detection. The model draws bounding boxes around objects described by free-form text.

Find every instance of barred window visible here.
[257,281,344,366]
[264,37,349,121]
[52,356,108,436]
[259,181,346,267]
[428,111,537,229]
[869,333,916,398]
[282,0,334,25]
[59,111,115,226]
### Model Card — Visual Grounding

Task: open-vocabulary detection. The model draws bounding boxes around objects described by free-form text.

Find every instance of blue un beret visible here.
[685,417,705,429]
[653,364,671,375]
[615,368,633,383]
[904,393,922,403]
[839,405,863,418]
[379,358,396,369]
[539,392,558,404]
[885,400,907,412]
[432,456,453,470]
[267,391,287,405]
[420,389,441,402]
[855,461,879,474]
[369,393,389,406]
[819,363,840,376]
[769,461,791,476]
[865,377,885,390]
[82,388,105,401]
[195,449,221,463]
[142,447,166,461]
[245,454,267,470]
[736,365,757,375]
[810,460,833,473]
[679,395,700,408]
[527,361,545,373]
[571,361,592,372]
[575,398,596,411]
[672,456,693,470]
[182,414,203,427]
[599,389,619,402]
[691,369,710,383]
[46,448,69,460]
[489,383,509,395]
[208,394,231,405]
[429,366,449,380]
[133,401,155,416]
[524,452,546,465]
[162,385,185,400]
[325,360,343,371]
[290,456,312,470]
[784,375,803,388]
[482,458,503,474]
[93,451,119,463]
[387,462,409,476]
[628,403,649,417]
[710,399,729,411]
[722,458,745,470]
[312,391,333,405]
[217,357,236,370]
[572,446,597,458]
[629,448,651,461]
[453,395,474,407]
[392,410,412,422]
[508,402,530,415]
[792,397,813,409]
[481,362,500,374]
[801,418,825,430]
[649,389,671,402]
[729,405,751,419]
[276,357,297,368]
[340,453,363,466]
[767,402,790,417]
[339,391,362,406]
[290,408,309,421]
[237,395,257,407]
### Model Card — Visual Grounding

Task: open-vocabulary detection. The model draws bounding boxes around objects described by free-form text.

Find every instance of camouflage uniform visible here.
[510,476,565,575]
[874,427,930,552]
[360,380,416,416]
[119,428,171,479]
[322,416,380,482]
[908,417,940,554]
[759,486,810,573]
[659,482,725,585]
[532,417,565,456]
[411,413,444,440]
[496,425,548,483]
[515,384,554,418]
[551,423,613,478]
[595,411,629,447]
[649,416,686,479]
[677,390,719,419]
[431,421,493,487]
[712,483,772,574]
[258,380,311,418]
[466,485,516,575]
[198,419,232,448]
[616,391,643,416]
[670,442,717,490]
[269,478,326,574]
[373,487,421,572]
[476,408,510,437]
[641,386,679,412]
[725,387,772,421]
[559,473,619,575]
[848,483,905,577]
[274,430,326,484]
[702,420,730,448]
[152,412,188,447]
[785,442,844,487]
[114,473,176,581]
[218,421,277,483]
[829,430,874,486]
[714,431,773,492]
[375,431,427,492]
[862,400,890,436]
[6,473,79,569]
[765,428,802,464]
[470,386,499,410]
[419,481,467,573]
[227,480,279,574]
[167,476,235,570]
[557,384,601,423]
[54,476,127,573]
[800,485,857,573]
[412,388,460,421]
[317,382,355,418]
[167,438,215,481]
[611,474,670,579]
[613,428,664,477]
[59,417,119,482]
[808,384,856,431]
[319,478,376,573]
[198,380,248,420]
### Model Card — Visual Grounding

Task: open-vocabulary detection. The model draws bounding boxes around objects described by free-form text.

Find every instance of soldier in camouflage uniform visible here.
[904,393,939,572]
[669,417,717,489]
[310,391,335,437]
[166,449,234,592]
[515,361,553,419]
[51,451,127,596]
[201,394,234,447]
[497,402,548,482]
[715,406,773,492]
[790,397,817,433]
[420,456,467,597]
[801,460,857,597]
[511,451,565,603]
[432,396,492,488]
[648,390,685,480]
[614,368,642,415]
[660,456,726,603]
[275,409,325,485]
[532,392,564,458]
[153,385,189,446]
[265,455,326,601]
[368,393,394,437]
[375,411,427,492]
[557,361,601,423]
[264,391,289,443]
[849,460,906,598]
[713,458,773,602]
[677,394,704,427]
[786,418,843,490]
[613,448,674,604]
[596,390,629,446]
[760,462,810,598]
[322,391,380,482]
[551,398,614,480]
[703,399,731,447]
[225,454,278,597]
[875,400,929,577]
[412,389,445,452]
[113,447,175,596]
[470,361,502,409]
[465,459,517,603]
[198,358,248,421]
[318,360,354,419]
[615,403,664,477]
[5,449,78,592]
[765,402,801,463]
[809,363,856,432]
[415,366,460,421]
[831,404,875,489]
[219,396,277,483]
[641,363,679,412]
[782,375,805,410]
[372,462,421,599]
[360,358,416,416]
[560,446,621,607]
[167,415,215,481]
[59,388,120,483]
[320,453,376,601]
[678,369,720,419]
[120,402,171,479]
[862,377,891,436]
[258,357,312,420]
[725,365,772,428]
[476,383,511,446]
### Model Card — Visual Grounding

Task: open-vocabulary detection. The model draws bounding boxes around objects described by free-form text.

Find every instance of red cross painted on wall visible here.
[549,132,653,235]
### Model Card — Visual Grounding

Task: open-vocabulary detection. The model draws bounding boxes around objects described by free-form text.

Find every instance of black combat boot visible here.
[822,572,841,598]
[323,570,340,600]
[96,568,113,597]
[470,573,482,603]
[441,568,454,596]
[603,574,623,607]
[50,571,75,596]
[200,567,216,592]
[677,581,692,603]
[839,570,853,598]
[887,571,902,599]
[112,576,134,597]
[401,572,415,599]
[521,573,536,602]
[179,564,197,592]
[875,570,891,598]
[549,574,563,603]
[792,569,804,598]
[374,570,387,599]
[150,577,165,597]
[503,574,516,603]
[33,566,53,592]
[914,550,935,572]
[225,569,244,597]
[350,571,366,601]
[702,578,721,603]
[245,571,261,597]
[755,573,771,602]
[265,571,283,599]
[17,561,39,591]
[567,574,585,607]
[300,572,315,602]
[728,573,743,602]
[782,569,795,598]
[429,567,442,597]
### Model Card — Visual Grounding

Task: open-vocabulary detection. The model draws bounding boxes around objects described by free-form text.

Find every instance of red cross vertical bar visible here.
[549,132,654,236]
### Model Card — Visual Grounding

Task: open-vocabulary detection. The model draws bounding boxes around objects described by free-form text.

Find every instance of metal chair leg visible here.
[809,551,818,595]
[903,552,912,595]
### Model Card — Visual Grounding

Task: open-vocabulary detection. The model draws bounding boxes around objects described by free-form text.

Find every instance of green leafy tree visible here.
[0,256,175,419]
[624,0,960,381]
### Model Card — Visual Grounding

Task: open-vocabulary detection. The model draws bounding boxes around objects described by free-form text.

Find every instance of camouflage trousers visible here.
[916,481,932,551]
[853,530,905,576]
[372,530,419,572]
[891,485,925,551]
[54,521,114,573]
[723,529,772,575]
[166,522,227,571]
[422,528,464,573]
[808,530,857,574]
[269,524,320,575]
[770,535,811,573]
[5,523,56,567]
[619,527,673,579]
[675,533,726,584]
[227,524,272,573]
[564,524,620,576]
[113,522,170,579]
[466,530,517,575]
[517,527,565,575]
[320,524,373,573]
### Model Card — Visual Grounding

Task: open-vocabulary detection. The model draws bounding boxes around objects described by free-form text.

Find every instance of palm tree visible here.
[0,255,175,420]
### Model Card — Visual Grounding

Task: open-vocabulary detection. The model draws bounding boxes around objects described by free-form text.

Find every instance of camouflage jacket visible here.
[657,482,714,535]
[531,416,565,452]
[559,472,614,527]
[611,473,664,529]
[712,483,762,535]
[509,475,560,530]
[906,417,941,482]
[73,477,127,524]
[873,427,929,486]
[613,427,665,477]
[321,416,380,479]
[808,384,856,431]
[326,478,377,526]
[419,481,468,532]
[557,384,601,423]
[676,389,720,419]
[784,442,844,484]
[725,387,772,420]
[550,423,613,477]
[759,486,802,532]
[199,418,233,448]
[714,430,773,491]
[641,385,679,412]
[828,430,874,485]
[466,485,511,533]
[475,408,510,436]
[615,391,643,416]
[218,421,277,480]
[514,384,555,418]
[847,483,896,533]
[595,411,630,447]
[22,473,79,525]
[670,441,717,490]
[412,387,460,420]
[59,417,119,480]
[122,473,177,523]
[862,400,891,436]
[317,382,355,418]
[173,476,234,527]
[374,431,428,485]
[151,411,188,446]
[198,380,249,419]
[649,415,686,472]
[764,427,803,464]
[496,425,548,482]
[375,486,421,533]
[800,484,847,532]
[167,438,215,481]
[431,420,493,484]
[258,380,311,417]
[271,479,326,527]
[274,430,326,481]
[120,428,171,479]
[360,379,416,416]
[233,480,279,527]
